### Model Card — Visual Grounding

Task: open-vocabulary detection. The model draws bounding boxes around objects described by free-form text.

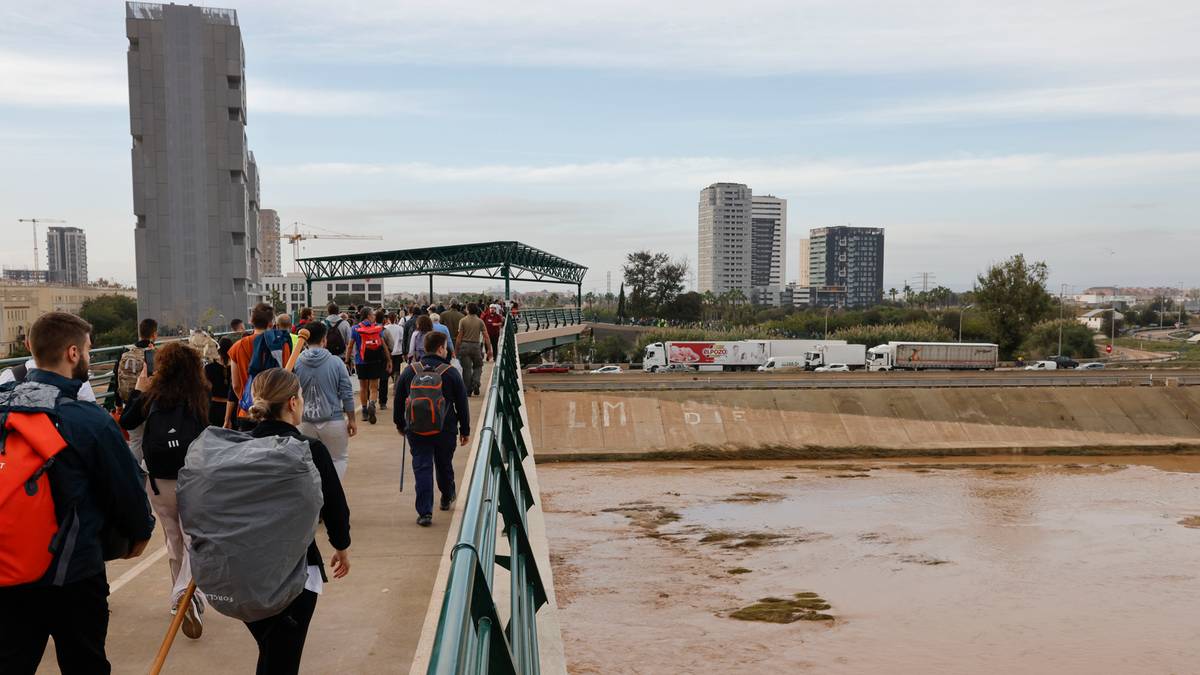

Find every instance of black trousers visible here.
[245,589,319,675]
[0,572,111,675]
[382,355,404,406]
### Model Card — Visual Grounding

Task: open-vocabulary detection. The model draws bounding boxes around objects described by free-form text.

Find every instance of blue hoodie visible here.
[295,346,355,423]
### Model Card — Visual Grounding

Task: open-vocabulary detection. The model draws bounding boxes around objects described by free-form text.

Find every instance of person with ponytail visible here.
[245,368,351,674]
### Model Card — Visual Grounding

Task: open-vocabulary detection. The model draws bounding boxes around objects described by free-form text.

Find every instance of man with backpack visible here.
[0,312,155,673]
[394,331,470,526]
[324,302,352,368]
[226,303,293,431]
[113,318,158,411]
[351,307,390,425]
[294,321,357,480]
[0,339,99,403]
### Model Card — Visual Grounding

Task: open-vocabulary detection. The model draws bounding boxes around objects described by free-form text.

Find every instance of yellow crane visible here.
[17,218,66,273]
[281,222,382,271]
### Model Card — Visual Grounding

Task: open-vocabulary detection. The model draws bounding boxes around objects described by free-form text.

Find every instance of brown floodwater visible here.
[539,456,1200,674]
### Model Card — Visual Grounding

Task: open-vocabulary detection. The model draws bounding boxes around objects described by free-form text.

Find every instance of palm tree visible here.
[889,287,898,303]
[902,284,913,304]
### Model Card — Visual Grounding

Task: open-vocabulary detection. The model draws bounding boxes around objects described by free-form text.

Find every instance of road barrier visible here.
[428,318,548,674]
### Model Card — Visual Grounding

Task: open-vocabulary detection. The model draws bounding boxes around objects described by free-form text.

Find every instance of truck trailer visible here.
[643,339,846,372]
[866,341,999,372]
[802,343,867,370]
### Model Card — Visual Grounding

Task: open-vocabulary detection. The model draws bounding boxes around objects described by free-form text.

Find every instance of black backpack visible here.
[325,318,348,357]
[405,363,451,436]
[142,403,206,493]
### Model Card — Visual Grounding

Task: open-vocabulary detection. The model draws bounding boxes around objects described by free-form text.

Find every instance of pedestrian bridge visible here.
[26,318,567,674]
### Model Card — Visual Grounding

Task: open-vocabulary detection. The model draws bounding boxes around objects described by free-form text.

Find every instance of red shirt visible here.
[482,310,504,337]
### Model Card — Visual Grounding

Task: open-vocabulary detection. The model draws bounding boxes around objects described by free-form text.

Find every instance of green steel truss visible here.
[296,241,587,286]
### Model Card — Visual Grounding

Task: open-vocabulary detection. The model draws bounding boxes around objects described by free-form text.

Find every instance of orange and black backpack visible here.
[404,362,451,436]
[0,382,69,586]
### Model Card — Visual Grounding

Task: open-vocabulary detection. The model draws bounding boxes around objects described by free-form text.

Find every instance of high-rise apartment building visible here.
[797,238,811,286]
[698,182,753,296]
[805,226,885,308]
[750,195,786,306]
[258,209,282,276]
[46,227,88,286]
[126,2,262,327]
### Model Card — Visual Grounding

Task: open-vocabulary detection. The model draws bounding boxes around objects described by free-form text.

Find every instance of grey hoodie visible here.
[295,346,355,423]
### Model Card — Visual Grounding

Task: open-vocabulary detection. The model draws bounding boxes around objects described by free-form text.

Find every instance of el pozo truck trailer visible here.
[865,341,999,372]
[802,343,867,370]
[643,339,846,372]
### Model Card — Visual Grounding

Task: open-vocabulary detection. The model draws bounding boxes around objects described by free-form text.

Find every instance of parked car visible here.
[1078,362,1105,370]
[590,365,623,374]
[527,363,571,374]
[1025,360,1057,371]
[814,363,851,373]
[1048,355,1078,369]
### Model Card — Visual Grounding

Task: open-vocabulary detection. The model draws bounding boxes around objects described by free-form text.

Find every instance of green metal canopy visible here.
[296,240,588,304]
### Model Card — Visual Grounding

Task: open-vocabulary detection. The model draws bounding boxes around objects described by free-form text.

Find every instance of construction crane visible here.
[17,218,66,273]
[281,222,382,271]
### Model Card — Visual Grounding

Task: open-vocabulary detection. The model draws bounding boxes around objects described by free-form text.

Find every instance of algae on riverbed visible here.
[729,593,834,624]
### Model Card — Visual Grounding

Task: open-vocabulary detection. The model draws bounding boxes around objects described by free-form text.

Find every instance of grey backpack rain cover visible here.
[177,427,323,622]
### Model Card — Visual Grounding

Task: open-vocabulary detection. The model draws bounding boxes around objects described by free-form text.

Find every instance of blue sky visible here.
[1,0,1197,296]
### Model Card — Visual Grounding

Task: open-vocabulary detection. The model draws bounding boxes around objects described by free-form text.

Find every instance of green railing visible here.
[428,317,548,674]
[0,331,239,409]
[516,307,581,333]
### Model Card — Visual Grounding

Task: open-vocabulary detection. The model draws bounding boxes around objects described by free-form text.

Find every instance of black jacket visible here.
[250,419,351,580]
[3,370,156,586]
[393,354,470,437]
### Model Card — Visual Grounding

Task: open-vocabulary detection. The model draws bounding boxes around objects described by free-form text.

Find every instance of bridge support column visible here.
[503,264,512,301]
[428,275,434,304]
[306,278,313,309]
[576,283,582,311]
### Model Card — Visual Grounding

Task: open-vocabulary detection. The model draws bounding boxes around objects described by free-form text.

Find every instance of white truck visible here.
[866,341,999,372]
[802,343,867,370]
[643,339,846,372]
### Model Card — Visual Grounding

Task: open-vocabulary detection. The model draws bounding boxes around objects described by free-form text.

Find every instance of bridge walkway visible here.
[38,367,493,675]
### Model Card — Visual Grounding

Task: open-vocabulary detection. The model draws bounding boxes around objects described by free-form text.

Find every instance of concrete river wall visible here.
[527,386,1200,460]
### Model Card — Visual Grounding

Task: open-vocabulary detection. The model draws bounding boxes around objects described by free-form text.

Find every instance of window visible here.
[228,107,243,122]
[227,75,241,89]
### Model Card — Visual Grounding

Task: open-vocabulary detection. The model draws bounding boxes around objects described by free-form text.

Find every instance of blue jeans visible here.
[407,430,457,516]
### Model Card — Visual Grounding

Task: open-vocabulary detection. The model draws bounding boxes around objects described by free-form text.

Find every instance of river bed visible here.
[539,456,1200,674]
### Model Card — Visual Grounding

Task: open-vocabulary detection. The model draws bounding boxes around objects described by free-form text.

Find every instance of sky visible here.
[1,0,1197,297]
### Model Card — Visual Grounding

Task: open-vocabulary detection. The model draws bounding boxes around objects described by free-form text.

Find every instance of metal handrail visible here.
[516,307,582,333]
[0,330,241,409]
[428,317,548,674]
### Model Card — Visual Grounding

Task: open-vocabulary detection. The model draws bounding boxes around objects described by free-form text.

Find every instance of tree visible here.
[1020,319,1098,359]
[974,254,1053,358]
[616,284,627,323]
[1099,311,1124,338]
[663,291,703,322]
[651,258,688,311]
[78,294,139,346]
[267,289,286,314]
[623,251,664,317]
[889,288,898,303]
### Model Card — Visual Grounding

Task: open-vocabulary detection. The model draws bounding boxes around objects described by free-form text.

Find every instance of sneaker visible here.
[361,407,369,422]
[417,514,433,527]
[440,492,457,511]
[367,401,378,425]
[379,401,387,410]
[181,594,203,640]
[473,387,481,396]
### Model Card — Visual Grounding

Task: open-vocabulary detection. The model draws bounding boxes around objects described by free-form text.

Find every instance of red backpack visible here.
[356,323,386,361]
[404,363,451,436]
[0,407,69,586]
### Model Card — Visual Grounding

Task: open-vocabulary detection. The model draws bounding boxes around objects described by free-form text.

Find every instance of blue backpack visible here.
[238,330,289,412]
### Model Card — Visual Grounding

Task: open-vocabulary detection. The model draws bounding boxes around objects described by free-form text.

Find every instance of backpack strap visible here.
[434,364,452,376]
[412,362,426,374]
[12,363,28,383]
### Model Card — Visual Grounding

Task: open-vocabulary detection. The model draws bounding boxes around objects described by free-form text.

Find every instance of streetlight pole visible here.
[958,304,974,343]
[824,306,830,339]
[1057,283,1070,356]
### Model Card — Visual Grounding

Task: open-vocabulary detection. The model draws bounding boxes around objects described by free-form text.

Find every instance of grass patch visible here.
[899,554,951,566]
[729,592,834,624]
[602,503,682,531]
[1179,516,1200,529]
[699,530,788,548]
[727,567,752,575]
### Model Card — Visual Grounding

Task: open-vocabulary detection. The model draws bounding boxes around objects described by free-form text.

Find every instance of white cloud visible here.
[844,79,1200,124]
[279,151,1200,193]
[249,83,443,116]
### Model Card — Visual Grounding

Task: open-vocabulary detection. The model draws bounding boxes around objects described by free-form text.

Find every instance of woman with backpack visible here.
[246,368,351,673]
[407,314,434,364]
[394,331,470,527]
[119,341,209,640]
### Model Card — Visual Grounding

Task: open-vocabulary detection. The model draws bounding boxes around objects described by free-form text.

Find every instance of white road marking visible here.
[109,545,168,594]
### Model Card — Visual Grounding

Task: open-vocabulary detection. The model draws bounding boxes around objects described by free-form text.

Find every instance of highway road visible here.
[524,368,1200,391]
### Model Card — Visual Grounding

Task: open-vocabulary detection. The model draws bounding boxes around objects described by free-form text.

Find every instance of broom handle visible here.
[149,581,197,675]
[284,329,311,372]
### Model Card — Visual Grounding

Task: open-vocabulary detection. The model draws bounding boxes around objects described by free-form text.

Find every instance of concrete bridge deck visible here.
[39,369,493,675]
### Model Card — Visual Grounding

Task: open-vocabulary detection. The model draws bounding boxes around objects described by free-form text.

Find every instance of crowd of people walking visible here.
[0,296,515,673]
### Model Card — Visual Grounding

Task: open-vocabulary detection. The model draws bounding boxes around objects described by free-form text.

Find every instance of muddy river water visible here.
[538,456,1200,674]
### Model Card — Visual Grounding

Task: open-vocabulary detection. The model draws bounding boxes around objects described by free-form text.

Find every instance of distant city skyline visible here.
[1,1,1197,296]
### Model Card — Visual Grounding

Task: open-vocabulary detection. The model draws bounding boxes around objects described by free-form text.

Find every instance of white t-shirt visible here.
[0,358,98,403]
[305,565,323,595]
